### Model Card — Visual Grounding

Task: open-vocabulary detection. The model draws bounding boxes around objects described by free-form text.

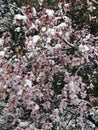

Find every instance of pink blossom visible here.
[64,3,70,12]
[42,122,53,130]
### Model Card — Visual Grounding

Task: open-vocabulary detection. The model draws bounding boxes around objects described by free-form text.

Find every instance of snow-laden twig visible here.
[9,3,25,15]
[92,0,98,4]
[63,38,75,48]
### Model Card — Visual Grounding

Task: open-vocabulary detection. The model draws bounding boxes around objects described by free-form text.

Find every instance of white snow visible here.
[84,45,90,51]
[33,104,39,112]
[15,27,21,32]
[25,79,32,87]
[41,27,47,32]
[56,22,67,29]
[0,38,4,46]
[45,9,54,16]
[14,14,27,21]
[54,44,62,49]
[49,60,55,65]
[32,7,37,16]
[86,34,91,40]
[79,44,90,52]
[46,37,51,43]
[17,89,23,96]
[63,16,71,23]
[69,81,75,93]
[32,35,40,44]
[45,44,53,53]
[0,51,5,57]
[35,19,41,27]
[19,121,29,128]
[46,28,56,36]
[29,23,38,30]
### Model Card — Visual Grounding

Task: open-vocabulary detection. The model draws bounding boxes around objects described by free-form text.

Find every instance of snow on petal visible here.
[32,7,37,16]
[45,45,54,54]
[33,104,39,112]
[54,43,62,50]
[17,89,23,96]
[14,14,27,21]
[56,22,67,29]
[25,79,32,87]
[0,38,4,46]
[19,121,29,128]
[0,51,5,57]
[41,27,47,32]
[69,80,75,93]
[45,9,54,16]
[86,34,91,40]
[15,27,21,32]
[29,23,38,30]
[46,28,56,37]
[32,35,40,45]
[79,44,90,52]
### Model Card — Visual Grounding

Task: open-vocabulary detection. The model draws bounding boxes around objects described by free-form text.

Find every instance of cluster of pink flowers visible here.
[0,0,98,129]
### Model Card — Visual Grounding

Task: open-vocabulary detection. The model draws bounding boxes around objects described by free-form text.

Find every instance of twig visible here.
[9,4,25,15]
[91,0,98,4]
[57,35,76,48]
[62,38,75,48]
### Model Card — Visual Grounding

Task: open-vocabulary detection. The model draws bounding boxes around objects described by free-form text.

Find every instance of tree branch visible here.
[92,0,98,4]
[87,115,98,128]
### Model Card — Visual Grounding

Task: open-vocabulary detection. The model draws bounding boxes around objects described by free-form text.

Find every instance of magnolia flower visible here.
[72,57,81,66]
[23,6,36,16]
[0,51,5,57]
[86,125,92,130]
[25,79,32,87]
[50,109,60,122]
[56,22,67,30]
[46,45,54,54]
[3,32,10,43]
[65,31,72,40]
[32,88,43,99]
[19,121,29,128]
[38,0,44,6]
[1,1,97,129]
[53,108,59,116]
[45,9,54,16]
[80,90,87,99]
[79,44,90,53]
[0,38,4,46]
[42,122,53,130]
[41,26,47,32]
[59,99,67,112]
[49,60,55,65]
[87,2,96,12]
[32,35,40,45]
[62,89,67,97]
[75,30,81,38]
[32,7,37,16]
[17,89,23,96]
[14,14,27,22]
[15,27,21,32]
[27,101,39,112]
[54,43,62,51]
[64,3,70,12]
[63,16,71,23]
[42,101,51,109]
[70,93,80,105]
[69,80,75,93]
[33,104,39,112]
[28,23,38,31]
[46,28,56,37]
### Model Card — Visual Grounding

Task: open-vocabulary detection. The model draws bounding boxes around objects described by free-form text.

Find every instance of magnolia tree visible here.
[0,0,98,130]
